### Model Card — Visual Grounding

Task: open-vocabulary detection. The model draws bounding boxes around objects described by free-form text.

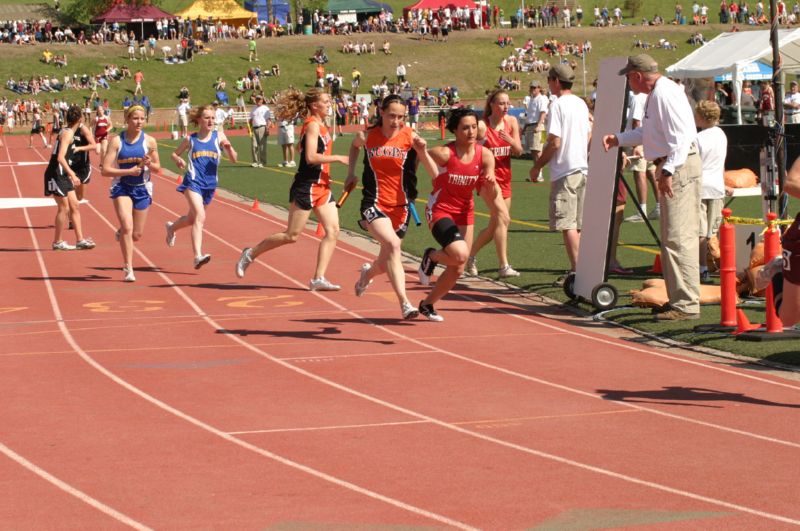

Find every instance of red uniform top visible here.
[94,115,110,140]
[482,116,513,199]
[782,212,800,285]
[362,126,417,209]
[295,116,332,188]
[426,142,486,226]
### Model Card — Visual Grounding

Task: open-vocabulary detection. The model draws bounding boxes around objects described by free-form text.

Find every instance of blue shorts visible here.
[177,179,216,206]
[110,181,152,210]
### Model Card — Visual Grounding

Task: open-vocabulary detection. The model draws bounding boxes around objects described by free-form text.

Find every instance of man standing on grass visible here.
[529,64,590,286]
[603,54,701,321]
[522,80,549,168]
[249,94,271,168]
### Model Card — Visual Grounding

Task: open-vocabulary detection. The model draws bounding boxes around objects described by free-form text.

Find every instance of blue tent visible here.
[245,0,291,24]
[714,61,772,82]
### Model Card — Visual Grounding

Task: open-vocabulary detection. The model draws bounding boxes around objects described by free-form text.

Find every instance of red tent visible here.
[402,0,483,26]
[91,2,174,24]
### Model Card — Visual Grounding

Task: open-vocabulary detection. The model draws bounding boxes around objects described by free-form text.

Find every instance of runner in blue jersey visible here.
[101,105,161,282]
[166,104,237,269]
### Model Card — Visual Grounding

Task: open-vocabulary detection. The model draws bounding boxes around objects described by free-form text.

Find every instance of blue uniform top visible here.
[116,131,150,187]
[185,130,221,189]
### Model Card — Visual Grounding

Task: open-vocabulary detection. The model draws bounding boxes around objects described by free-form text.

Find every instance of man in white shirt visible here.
[249,94,271,167]
[530,64,590,284]
[396,62,406,84]
[176,98,191,138]
[603,54,702,320]
[624,90,660,222]
[212,101,229,131]
[784,80,800,124]
[522,80,549,165]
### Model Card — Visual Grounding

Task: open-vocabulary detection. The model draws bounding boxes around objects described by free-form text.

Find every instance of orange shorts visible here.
[290,181,333,210]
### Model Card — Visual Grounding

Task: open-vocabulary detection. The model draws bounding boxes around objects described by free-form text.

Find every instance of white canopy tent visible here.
[666,29,800,123]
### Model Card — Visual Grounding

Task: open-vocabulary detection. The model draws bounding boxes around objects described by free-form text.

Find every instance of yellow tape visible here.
[725,216,793,226]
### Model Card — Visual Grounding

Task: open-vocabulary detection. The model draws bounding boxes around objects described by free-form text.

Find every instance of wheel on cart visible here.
[591,282,618,311]
[562,272,576,300]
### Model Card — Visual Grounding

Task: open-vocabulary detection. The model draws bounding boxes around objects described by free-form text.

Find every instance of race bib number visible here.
[362,206,380,223]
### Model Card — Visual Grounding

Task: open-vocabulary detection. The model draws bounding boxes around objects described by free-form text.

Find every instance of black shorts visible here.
[289,180,333,211]
[44,169,73,197]
[74,165,92,184]
[31,125,42,134]
[431,216,464,248]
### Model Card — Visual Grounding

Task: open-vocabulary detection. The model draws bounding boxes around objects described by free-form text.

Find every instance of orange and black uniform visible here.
[290,117,333,210]
[359,126,418,238]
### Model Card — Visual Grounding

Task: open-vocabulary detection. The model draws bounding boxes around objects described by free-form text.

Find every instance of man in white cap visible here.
[522,80,549,166]
[603,54,701,321]
[530,64,590,285]
[784,80,800,124]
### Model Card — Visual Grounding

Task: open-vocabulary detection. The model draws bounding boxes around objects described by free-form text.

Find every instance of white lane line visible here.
[139,199,800,525]
[229,420,430,435]
[4,147,151,531]
[210,190,800,392]
[0,442,152,530]
[281,349,435,361]
[9,155,477,530]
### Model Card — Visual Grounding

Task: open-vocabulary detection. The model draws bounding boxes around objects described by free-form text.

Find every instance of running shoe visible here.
[624,212,645,223]
[465,256,478,276]
[165,221,176,247]
[498,264,520,278]
[401,301,419,320]
[418,301,444,322]
[755,256,784,291]
[194,254,211,270]
[354,262,372,297]
[418,247,437,286]
[123,266,136,282]
[251,162,260,168]
[648,206,661,220]
[235,248,253,278]
[535,175,544,182]
[52,240,76,251]
[309,277,341,291]
[286,160,296,167]
[75,239,96,250]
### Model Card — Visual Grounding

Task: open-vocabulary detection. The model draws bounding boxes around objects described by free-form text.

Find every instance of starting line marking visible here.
[0,161,48,166]
[0,198,89,210]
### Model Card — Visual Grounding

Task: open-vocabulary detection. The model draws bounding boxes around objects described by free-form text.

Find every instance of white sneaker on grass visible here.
[498,264,520,278]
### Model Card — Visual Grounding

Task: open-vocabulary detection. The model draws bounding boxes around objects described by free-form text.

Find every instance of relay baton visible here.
[336,182,355,209]
[409,202,422,226]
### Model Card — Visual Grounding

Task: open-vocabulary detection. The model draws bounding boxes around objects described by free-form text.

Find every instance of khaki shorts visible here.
[625,146,656,173]
[549,171,586,231]
[525,125,545,153]
[699,198,723,238]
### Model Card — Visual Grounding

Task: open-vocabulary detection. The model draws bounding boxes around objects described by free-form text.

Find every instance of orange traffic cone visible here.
[250,198,260,211]
[175,174,182,184]
[647,253,662,274]
[733,309,760,335]
[315,222,325,236]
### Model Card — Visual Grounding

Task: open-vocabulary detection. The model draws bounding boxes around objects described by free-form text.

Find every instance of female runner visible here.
[101,105,161,282]
[344,94,438,319]
[71,115,98,204]
[92,106,112,169]
[417,108,497,321]
[166,104,237,269]
[235,88,349,290]
[44,105,95,251]
[466,88,523,278]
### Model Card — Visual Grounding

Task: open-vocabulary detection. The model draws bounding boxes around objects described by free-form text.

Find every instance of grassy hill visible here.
[1,24,722,109]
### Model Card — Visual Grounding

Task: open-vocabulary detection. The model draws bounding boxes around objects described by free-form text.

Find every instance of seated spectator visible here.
[42,49,53,64]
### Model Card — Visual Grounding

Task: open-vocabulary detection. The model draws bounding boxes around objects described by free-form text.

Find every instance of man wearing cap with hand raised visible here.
[530,64,590,285]
[602,54,701,321]
[522,80,549,166]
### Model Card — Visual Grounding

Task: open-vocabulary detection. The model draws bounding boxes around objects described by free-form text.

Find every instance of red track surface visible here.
[2,134,799,529]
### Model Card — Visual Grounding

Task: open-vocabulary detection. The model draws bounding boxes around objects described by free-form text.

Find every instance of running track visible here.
[1,134,799,529]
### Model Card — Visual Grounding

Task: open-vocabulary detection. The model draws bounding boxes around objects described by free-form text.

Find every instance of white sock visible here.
[640,203,647,213]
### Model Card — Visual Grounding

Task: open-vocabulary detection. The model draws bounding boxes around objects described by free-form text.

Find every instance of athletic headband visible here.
[125,104,146,118]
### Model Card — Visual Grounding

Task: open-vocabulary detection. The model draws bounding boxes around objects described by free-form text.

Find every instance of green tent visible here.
[326,0,391,14]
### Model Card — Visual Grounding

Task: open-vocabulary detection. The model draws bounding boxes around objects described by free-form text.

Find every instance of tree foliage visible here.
[624,0,643,18]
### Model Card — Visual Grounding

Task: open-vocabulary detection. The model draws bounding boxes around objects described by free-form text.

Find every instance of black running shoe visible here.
[418,301,444,322]
[418,247,437,286]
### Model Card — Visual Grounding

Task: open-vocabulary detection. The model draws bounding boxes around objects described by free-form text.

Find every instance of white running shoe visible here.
[309,277,341,291]
[165,221,176,247]
[75,239,96,250]
[52,240,76,251]
[498,264,521,278]
[648,206,661,220]
[123,266,136,282]
[286,160,296,167]
[194,254,211,270]
[465,256,478,276]
[354,262,372,296]
[624,212,645,223]
[235,248,253,278]
[401,301,419,320]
